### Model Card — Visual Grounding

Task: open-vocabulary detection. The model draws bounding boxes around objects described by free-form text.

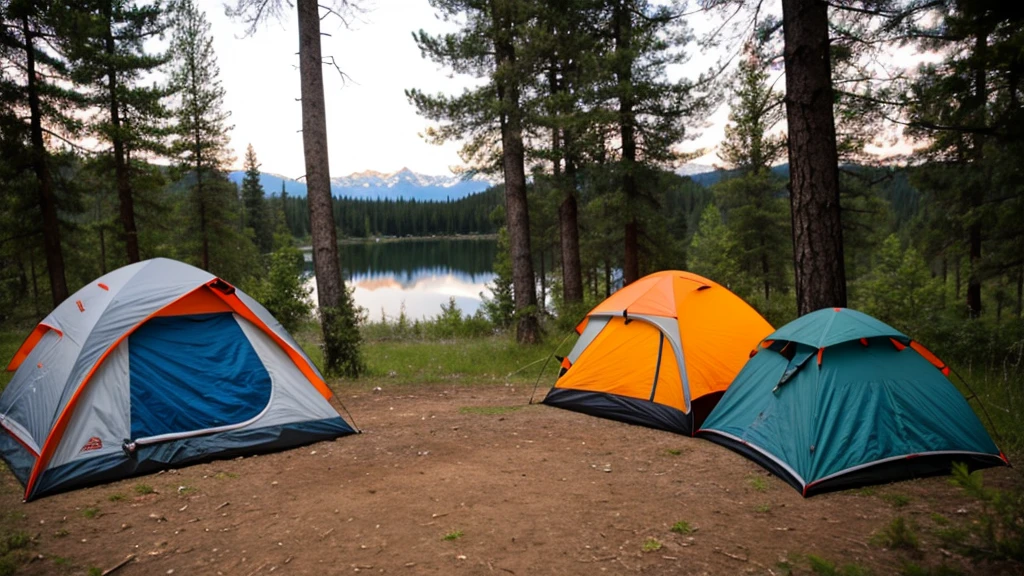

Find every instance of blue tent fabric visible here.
[767,307,907,348]
[129,313,272,439]
[699,310,1007,496]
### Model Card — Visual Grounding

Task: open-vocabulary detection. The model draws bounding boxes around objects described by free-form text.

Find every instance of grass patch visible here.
[458,405,523,415]
[81,508,99,519]
[929,513,949,526]
[806,554,872,576]
[747,475,769,492]
[856,487,877,497]
[642,538,662,552]
[88,568,103,576]
[107,493,125,502]
[442,529,463,541]
[755,503,772,513]
[670,521,695,534]
[213,472,239,480]
[900,561,964,576]
[664,448,683,456]
[133,483,155,495]
[351,330,570,387]
[0,531,34,576]
[52,529,69,538]
[882,493,911,508]
[871,516,919,550]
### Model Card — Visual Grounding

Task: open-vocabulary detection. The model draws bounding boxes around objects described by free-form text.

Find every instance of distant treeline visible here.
[280,187,504,239]
[276,171,714,243]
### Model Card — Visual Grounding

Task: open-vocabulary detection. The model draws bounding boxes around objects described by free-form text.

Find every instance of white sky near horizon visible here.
[204,0,738,179]
[203,1,914,179]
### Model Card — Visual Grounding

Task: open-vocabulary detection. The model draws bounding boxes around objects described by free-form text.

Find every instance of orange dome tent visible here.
[543,270,773,436]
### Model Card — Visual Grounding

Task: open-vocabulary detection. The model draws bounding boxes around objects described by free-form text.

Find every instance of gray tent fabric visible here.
[1,258,355,500]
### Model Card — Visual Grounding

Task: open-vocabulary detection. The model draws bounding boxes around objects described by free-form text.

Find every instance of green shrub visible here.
[947,462,1024,560]
[246,246,313,332]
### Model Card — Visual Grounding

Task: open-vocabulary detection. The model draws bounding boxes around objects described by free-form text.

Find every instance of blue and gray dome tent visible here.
[697,308,1008,497]
[0,258,355,501]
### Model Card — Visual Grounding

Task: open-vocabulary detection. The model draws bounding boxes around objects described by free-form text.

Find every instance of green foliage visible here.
[947,462,1024,561]
[747,474,769,492]
[641,538,662,552]
[853,235,942,336]
[320,286,366,378]
[107,493,125,502]
[688,204,743,290]
[755,503,772,513]
[241,144,273,254]
[881,493,911,509]
[899,562,963,576]
[0,530,33,576]
[81,507,99,519]
[133,483,154,495]
[670,521,694,535]
[806,554,872,576]
[481,227,516,330]
[442,529,463,541]
[871,516,919,551]
[246,246,313,332]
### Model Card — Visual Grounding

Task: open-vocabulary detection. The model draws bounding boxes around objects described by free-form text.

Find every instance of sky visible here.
[205,1,734,180]
[207,2,480,179]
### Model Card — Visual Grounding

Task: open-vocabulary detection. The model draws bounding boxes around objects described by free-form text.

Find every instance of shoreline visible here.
[298,233,498,249]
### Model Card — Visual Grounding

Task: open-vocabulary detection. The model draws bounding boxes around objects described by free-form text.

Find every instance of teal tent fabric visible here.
[698,308,1007,496]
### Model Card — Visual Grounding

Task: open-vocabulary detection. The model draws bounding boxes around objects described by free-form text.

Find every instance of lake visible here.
[303,238,497,321]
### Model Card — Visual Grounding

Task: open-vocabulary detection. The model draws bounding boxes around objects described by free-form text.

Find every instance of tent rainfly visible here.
[0,258,355,501]
[543,270,774,436]
[698,307,1008,496]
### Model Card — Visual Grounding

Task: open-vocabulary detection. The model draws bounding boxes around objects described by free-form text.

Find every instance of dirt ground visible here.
[1,383,1020,575]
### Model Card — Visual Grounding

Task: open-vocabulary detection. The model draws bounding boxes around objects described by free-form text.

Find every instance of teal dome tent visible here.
[698,308,1008,497]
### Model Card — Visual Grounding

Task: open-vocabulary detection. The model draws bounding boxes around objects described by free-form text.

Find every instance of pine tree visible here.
[408,0,540,344]
[688,203,743,292]
[65,0,172,265]
[714,44,791,302]
[601,0,711,285]
[168,0,239,274]
[1,0,87,306]
[241,144,273,254]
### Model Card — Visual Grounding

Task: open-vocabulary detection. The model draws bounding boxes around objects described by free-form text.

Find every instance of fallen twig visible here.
[215,501,230,510]
[320,528,335,540]
[244,562,268,576]
[101,554,135,575]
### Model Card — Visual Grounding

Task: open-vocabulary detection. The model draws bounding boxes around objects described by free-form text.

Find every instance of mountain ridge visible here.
[228,168,498,202]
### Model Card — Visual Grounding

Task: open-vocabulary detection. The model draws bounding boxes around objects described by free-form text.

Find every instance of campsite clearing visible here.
[0,382,1019,575]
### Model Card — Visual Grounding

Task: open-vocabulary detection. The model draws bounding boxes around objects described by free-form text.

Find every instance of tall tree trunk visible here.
[104,7,139,264]
[613,2,640,285]
[23,16,68,306]
[29,250,40,318]
[781,0,847,314]
[1016,265,1022,318]
[559,183,583,303]
[492,0,539,344]
[965,27,988,318]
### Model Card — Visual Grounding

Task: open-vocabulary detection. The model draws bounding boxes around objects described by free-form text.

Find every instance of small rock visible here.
[456,555,467,560]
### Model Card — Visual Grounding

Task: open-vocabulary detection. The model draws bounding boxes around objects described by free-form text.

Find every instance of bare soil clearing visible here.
[1,383,1019,575]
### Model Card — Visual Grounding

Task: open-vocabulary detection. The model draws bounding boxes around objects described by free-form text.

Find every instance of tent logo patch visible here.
[81,437,103,452]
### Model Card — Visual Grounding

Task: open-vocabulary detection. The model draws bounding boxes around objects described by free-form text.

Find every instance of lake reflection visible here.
[304,238,497,320]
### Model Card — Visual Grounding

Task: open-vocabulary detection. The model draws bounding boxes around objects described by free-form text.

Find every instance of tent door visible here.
[125,313,273,451]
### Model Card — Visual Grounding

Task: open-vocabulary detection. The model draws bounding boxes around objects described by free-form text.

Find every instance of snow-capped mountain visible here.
[227,167,498,201]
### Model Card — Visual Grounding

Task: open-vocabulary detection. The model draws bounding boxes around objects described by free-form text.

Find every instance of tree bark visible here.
[559,184,583,303]
[781,0,847,314]
[613,1,640,285]
[298,0,342,311]
[23,16,68,307]
[965,27,988,318]
[104,5,140,264]
[492,0,539,344]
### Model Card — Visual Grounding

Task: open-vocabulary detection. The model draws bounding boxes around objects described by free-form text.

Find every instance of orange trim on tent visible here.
[859,338,868,346]
[6,322,63,372]
[560,357,572,371]
[98,283,109,291]
[890,338,907,351]
[155,286,235,317]
[908,341,948,373]
[24,278,332,500]
[24,285,208,498]
[816,348,824,366]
